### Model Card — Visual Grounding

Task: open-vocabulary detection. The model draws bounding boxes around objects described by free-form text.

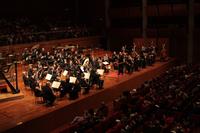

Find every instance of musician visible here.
[68,82,81,100]
[93,58,100,69]
[160,43,167,62]
[38,67,45,80]
[22,71,30,87]
[111,51,118,70]
[125,55,134,73]
[118,52,125,75]
[31,48,38,63]
[79,76,90,94]
[97,57,103,69]
[147,46,156,66]
[60,80,71,98]
[112,51,118,61]
[140,53,146,68]
[41,82,56,106]
[89,68,98,87]
[103,54,109,62]
[28,65,34,78]
[132,43,136,53]
[151,45,156,64]
[29,75,38,91]
[22,48,29,62]
[98,75,104,89]
[141,45,146,54]
[121,45,126,53]
[134,56,139,71]
[130,45,138,69]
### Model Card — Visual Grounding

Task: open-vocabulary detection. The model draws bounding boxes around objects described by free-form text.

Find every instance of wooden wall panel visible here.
[129,7,142,17]
[111,4,189,18]
[111,7,130,18]
[194,29,200,63]
[173,4,187,16]
[111,7,141,18]
[111,28,141,37]
[195,3,200,14]
[133,38,169,56]
[159,4,172,16]
[147,5,158,16]
[0,36,102,56]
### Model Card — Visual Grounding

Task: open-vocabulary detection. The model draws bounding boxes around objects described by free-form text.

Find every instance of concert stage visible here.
[0,59,176,133]
[0,92,24,103]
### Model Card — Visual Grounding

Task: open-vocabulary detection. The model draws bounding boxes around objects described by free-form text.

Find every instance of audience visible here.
[0,17,99,45]
[65,64,200,133]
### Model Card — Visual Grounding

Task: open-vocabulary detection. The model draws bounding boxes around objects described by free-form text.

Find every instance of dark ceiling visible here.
[0,0,75,17]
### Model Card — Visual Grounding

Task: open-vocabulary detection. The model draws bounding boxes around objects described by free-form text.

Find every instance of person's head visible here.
[46,82,51,87]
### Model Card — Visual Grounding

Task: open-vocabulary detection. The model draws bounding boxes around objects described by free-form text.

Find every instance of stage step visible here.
[0,92,24,103]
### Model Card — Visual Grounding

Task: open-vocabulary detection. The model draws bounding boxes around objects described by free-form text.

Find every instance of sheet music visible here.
[52,81,61,89]
[69,76,77,84]
[97,69,104,76]
[103,61,109,65]
[45,74,52,81]
[84,72,90,79]
[62,70,68,76]
[80,66,84,72]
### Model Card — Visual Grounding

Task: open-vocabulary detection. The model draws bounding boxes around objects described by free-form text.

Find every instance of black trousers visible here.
[118,64,124,75]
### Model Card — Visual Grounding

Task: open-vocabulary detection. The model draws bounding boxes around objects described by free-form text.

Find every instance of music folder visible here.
[52,81,61,89]
[97,69,104,76]
[45,74,52,81]
[62,70,68,76]
[84,72,90,79]
[69,76,77,84]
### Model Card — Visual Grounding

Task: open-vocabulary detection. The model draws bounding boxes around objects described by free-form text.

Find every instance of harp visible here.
[0,54,20,94]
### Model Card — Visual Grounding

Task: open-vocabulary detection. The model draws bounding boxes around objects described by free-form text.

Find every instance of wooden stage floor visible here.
[0,59,176,133]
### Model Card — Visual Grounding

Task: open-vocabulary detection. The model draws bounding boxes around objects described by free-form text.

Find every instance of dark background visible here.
[0,0,73,17]
[0,0,200,62]
[0,0,104,24]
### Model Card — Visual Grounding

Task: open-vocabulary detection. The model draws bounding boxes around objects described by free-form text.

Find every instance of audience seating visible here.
[60,64,200,133]
[0,17,99,45]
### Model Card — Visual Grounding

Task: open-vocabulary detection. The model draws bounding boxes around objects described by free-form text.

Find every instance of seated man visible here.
[41,82,56,106]
[89,69,104,89]
[79,77,90,94]
[68,83,80,100]
[98,75,104,89]
[59,79,71,98]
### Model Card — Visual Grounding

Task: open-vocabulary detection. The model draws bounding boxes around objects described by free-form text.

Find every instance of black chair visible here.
[33,88,43,104]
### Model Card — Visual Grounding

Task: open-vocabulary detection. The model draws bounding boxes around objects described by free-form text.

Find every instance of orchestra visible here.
[21,41,162,106]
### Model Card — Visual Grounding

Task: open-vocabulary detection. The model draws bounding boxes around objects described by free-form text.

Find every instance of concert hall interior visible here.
[0,0,200,133]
